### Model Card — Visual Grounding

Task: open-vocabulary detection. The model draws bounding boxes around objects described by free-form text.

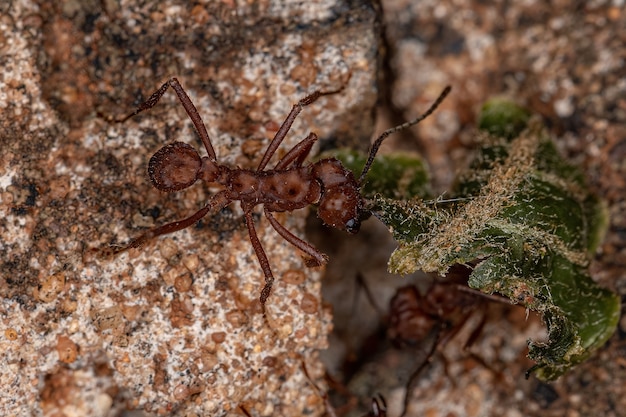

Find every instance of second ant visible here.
[339,266,524,417]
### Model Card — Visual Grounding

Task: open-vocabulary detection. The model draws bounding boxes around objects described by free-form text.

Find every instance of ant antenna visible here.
[358,86,452,184]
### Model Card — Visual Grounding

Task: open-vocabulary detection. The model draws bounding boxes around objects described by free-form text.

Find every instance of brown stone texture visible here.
[0,1,378,416]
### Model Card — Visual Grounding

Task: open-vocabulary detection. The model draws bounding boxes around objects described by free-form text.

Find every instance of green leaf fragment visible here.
[370,99,619,380]
[478,97,531,139]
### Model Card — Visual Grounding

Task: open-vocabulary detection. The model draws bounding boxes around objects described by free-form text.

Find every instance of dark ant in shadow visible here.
[355,266,512,416]
[103,76,450,308]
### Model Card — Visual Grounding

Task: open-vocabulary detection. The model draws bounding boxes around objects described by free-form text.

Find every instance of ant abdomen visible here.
[149,142,202,192]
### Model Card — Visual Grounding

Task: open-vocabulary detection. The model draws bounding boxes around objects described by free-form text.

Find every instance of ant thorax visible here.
[231,167,321,209]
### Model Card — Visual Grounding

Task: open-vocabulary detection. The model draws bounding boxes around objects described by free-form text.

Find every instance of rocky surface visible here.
[0,1,379,416]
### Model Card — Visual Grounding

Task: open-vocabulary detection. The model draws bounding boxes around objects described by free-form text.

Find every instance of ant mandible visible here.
[106,76,450,307]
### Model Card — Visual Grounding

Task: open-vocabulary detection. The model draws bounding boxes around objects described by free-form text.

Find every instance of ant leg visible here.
[112,78,217,160]
[274,133,318,169]
[264,208,329,267]
[301,359,341,417]
[107,191,230,255]
[454,284,511,304]
[359,86,451,184]
[257,84,346,171]
[462,308,487,350]
[243,209,274,305]
[238,406,253,417]
[354,272,386,317]
[169,79,218,160]
[400,330,441,417]
[437,310,478,348]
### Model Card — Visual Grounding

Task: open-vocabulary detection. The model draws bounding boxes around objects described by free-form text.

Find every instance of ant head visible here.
[314,159,363,233]
[149,142,202,192]
[315,87,450,235]
[318,184,362,233]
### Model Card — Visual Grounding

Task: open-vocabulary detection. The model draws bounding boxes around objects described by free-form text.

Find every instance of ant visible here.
[104,76,450,307]
[357,266,511,416]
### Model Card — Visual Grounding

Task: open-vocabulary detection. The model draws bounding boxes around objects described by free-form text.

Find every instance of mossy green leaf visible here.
[370,100,619,380]
[478,97,531,139]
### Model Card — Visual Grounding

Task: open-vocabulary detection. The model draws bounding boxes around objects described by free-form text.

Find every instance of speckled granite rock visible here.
[0,1,379,416]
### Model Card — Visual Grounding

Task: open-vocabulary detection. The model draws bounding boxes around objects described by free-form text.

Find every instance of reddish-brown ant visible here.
[356,266,511,416]
[105,76,450,307]
[387,266,502,351]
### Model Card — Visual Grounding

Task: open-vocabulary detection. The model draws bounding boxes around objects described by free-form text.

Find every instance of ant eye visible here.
[149,142,202,192]
[345,218,360,234]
